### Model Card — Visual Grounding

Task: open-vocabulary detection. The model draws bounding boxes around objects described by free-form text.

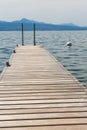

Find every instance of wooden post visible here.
[22,23,24,46]
[33,23,36,46]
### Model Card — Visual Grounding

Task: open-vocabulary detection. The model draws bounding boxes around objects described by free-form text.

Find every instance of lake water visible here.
[0,31,87,87]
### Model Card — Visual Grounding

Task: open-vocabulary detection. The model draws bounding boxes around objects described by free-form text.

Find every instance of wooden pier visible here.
[0,45,87,130]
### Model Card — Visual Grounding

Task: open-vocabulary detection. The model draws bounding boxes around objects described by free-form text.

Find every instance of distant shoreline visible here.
[0,30,87,31]
[0,18,87,31]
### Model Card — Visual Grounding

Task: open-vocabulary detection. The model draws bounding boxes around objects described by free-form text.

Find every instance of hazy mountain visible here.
[60,23,76,26]
[12,18,37,24]
[0,18,87,31]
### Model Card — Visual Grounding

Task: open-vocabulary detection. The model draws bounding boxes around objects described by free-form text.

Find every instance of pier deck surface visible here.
[0,45,87,130]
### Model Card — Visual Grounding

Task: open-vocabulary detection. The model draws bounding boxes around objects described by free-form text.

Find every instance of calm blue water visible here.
[0,31,87,87]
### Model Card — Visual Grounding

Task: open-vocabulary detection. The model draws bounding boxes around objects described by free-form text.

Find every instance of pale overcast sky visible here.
[0,0,87,26]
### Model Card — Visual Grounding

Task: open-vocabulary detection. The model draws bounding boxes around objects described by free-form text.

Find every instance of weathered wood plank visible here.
[0,125,87,130]
[0,107,87,115]
[0,118,87,128]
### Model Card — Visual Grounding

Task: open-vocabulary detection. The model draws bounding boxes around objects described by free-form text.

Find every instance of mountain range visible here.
[0,18,87,31]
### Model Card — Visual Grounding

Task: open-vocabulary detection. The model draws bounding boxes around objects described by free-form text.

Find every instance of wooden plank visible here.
[0,125,87,130]
[0,95,87,101]
[0,98,87,105]
[0,118,87,128]
[0,107,87,115]
[1,112,87,121]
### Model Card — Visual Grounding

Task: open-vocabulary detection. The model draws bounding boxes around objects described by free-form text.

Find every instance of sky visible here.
[0,0,87,26]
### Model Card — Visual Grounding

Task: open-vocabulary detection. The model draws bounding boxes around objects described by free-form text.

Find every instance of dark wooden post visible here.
[33,23,36,46]
[22,23,24,46]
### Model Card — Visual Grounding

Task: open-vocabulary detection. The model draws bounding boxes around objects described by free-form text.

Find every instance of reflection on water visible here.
[0,31,87,87]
